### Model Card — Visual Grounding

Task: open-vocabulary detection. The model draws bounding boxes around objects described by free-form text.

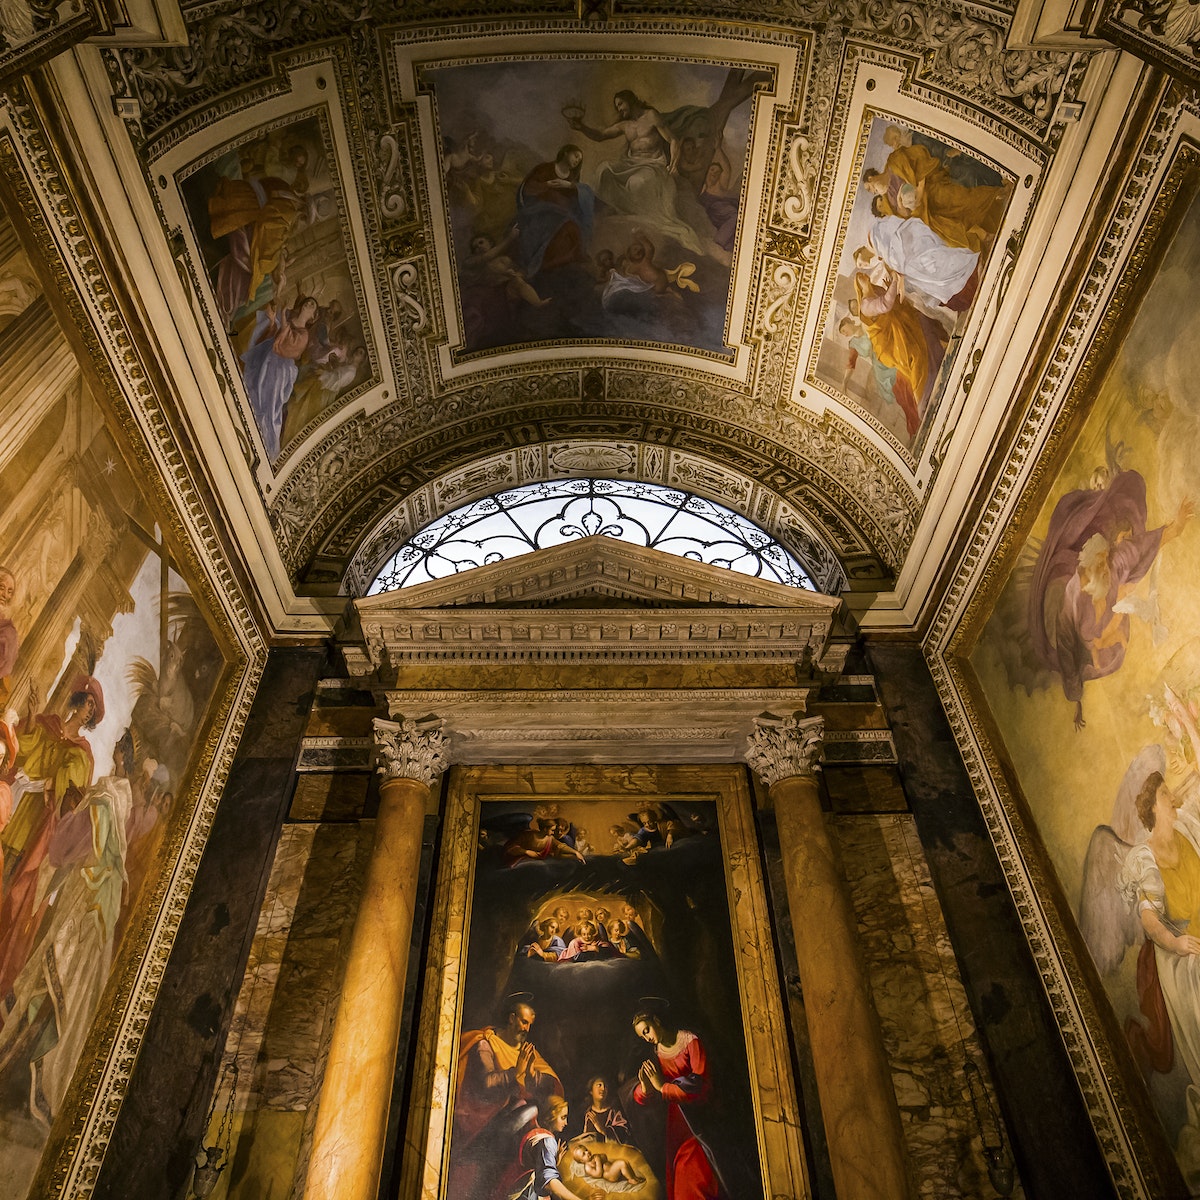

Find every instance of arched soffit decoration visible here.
[338,436,853,597]
[116,6,1065,595]
[368,477,816,593]
[288,403,905,593]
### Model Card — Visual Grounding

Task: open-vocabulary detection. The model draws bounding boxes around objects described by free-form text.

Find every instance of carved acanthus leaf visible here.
[745,711,824,785]
[372,713,449,786]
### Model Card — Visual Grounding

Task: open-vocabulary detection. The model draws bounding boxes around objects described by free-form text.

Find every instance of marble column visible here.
[303,714,448,1200]
[746,712,914,1200]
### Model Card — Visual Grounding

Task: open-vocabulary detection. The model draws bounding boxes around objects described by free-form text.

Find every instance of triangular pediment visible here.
[355,537,840,614]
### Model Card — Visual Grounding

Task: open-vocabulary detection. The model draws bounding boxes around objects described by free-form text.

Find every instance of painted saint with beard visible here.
[450,994,564,1200]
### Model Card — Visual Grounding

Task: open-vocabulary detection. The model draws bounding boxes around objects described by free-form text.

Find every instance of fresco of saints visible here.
[817,116,1009,449]
[0,675,104,1000]
[0,734,134,1125]
[434,61,764,354]
[182,118,369,463]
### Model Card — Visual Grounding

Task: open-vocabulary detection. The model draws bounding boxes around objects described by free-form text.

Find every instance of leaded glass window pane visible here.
[368,479,813,593]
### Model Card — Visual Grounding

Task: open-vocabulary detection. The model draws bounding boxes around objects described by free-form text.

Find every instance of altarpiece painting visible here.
[405,765,807,1200]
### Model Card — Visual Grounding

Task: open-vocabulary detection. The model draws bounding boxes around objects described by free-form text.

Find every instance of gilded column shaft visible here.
[747,714,914,1200]
[303,715,447,1200]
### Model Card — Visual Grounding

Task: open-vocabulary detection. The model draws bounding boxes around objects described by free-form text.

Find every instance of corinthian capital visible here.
[372,714,449,787]
[745,712,824,787]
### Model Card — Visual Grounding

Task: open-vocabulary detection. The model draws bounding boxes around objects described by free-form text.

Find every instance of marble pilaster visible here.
[302,715,447,1200]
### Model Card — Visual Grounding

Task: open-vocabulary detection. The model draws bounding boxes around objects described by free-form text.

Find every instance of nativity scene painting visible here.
[180,114,372,466]
[0,269,226,1197]
[445,798,761,1200]
[426,58,769,358]
[970,188,1200,1187]
[813,115,1011,452]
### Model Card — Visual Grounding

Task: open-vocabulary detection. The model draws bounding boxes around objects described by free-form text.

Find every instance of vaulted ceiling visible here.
[17,0,1145,634]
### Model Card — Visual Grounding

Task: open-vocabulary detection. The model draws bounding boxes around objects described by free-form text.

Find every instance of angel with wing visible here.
[1081,687,1200,1179]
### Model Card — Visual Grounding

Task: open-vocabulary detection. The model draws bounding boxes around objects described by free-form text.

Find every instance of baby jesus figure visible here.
[570,1144,644,1185]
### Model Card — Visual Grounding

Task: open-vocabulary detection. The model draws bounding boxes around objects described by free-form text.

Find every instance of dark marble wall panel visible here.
[867,641,1115,1200]
[95,646,329,1200]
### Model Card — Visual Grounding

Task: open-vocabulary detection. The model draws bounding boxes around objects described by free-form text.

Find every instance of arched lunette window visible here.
[368,478,814,593]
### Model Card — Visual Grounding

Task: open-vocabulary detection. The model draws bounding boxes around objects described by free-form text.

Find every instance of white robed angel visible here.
[1080,686,1200,1184]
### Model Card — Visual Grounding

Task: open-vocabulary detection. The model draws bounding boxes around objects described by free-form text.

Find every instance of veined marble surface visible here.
[200,822,374,1199]
[833,813,1025,1200]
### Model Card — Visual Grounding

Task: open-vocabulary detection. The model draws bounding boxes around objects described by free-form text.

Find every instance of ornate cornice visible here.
[372,714,448,786]
[111,6,1079,144]
[351,605,836,675]
[384,687,816,764]
[745,711,825,785]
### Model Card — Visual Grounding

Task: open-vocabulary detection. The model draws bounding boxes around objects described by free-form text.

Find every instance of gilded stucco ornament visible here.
[372,714,449,786]
[128,7,1052,589]
[108,3,1079,141]
[745,711,825,785]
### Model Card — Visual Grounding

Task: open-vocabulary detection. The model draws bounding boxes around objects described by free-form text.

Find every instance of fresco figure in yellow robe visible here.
[864,139,1008,253]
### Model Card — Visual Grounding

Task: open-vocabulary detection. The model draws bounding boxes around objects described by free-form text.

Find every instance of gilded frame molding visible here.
[922,93,1200,1200]
[0,81,266,1197]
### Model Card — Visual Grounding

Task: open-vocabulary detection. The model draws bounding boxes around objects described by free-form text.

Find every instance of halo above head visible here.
[636,995,669,1010]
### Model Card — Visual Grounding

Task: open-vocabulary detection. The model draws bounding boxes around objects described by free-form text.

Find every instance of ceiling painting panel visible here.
[178,110,375,467]
[426,57,762,361]
[392,27,806,388]
[811,112,1014,456]
[150,53,395,495]
[791,49,1042,479]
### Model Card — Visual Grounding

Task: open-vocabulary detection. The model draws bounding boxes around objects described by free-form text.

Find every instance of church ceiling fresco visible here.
[99,3,1090,594]
[428,57,763,359]
[811,112,1012,455]
[178,112,376,467]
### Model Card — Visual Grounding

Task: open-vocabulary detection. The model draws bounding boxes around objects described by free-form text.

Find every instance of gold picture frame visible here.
[403,763,809,1200]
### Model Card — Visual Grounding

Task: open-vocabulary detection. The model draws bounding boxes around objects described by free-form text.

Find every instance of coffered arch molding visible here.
[278,391,913,592]
[334,435,872,599]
